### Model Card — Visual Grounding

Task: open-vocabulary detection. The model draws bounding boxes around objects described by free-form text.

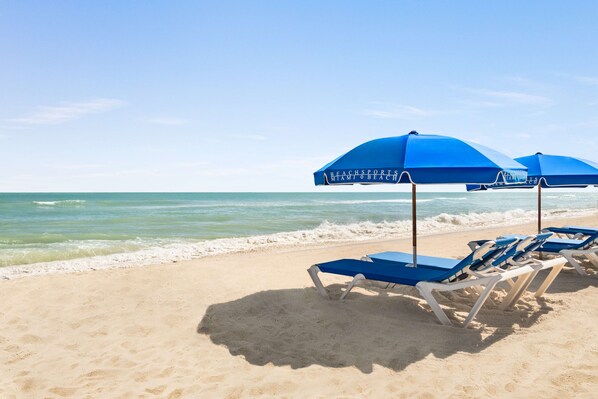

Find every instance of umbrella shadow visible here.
[197,284,552,373]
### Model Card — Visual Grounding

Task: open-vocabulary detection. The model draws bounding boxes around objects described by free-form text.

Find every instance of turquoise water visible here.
[0,192,596,270]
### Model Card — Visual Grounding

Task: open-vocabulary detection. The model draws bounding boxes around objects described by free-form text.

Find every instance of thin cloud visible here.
[174,161,210,168]
[202,134,267,144]
[458,99,505,108]
[0,124,32,131]
[225,134,267,140]
[194,167,255,177]
[82,168,168,179]
[362,104,436,119]
[557,73,598,86]
[49,163,106,170]
[255,156,332,171]
[10,98,126,125]
[463,88,551,106]
[573,75,598,85]
[501,76,536,86]
[145,117,190,126]
[516,133,532,140]
[499,76,554,91]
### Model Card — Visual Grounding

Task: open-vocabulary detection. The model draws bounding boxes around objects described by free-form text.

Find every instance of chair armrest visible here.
[467,239,490,251]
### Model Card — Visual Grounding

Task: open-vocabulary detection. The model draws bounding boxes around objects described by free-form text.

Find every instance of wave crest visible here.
[1,207,595,279]
[33,200,86,206]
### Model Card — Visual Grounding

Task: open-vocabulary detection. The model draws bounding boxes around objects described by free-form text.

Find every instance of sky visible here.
[1,1,598,192]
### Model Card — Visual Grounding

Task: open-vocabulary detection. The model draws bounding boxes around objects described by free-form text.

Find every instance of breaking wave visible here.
[1,206,595,279]
[33,200,86,206]
[320,199,433,205]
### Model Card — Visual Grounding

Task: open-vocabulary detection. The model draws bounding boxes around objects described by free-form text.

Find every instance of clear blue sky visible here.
[1,1,597,192]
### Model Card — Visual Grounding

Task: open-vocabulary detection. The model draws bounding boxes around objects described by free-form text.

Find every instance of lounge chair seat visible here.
[318,258,462,286]
[365,252,459,270]
[539,228,598,275]
[550,226,598,236]
[540,238,586,252]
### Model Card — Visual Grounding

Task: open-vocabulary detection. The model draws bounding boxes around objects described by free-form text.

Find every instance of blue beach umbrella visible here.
[467,153,598,232]
[314,131,528,266]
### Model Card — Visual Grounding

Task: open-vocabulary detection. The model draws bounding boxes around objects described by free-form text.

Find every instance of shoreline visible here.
[1,213,598,397]
[2,210,596,280]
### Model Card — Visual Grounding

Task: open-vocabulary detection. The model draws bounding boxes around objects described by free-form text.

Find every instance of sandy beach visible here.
[1,214,598,398]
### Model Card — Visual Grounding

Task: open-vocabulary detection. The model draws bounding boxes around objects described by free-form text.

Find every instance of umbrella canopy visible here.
[314,131,528,266]
[315,131,527,186]
[467,153,598,232]
[468,153,598,189]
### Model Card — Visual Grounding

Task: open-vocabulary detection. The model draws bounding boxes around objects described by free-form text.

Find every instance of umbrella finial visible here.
[535,152,543,155]
[409,130,419,135]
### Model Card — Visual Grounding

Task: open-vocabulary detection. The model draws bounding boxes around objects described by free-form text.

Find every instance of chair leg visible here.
[472,285,484,295]
[561,251,588,276]
[535,261,566,297]
[416,283,453,326]
[499,273,536,310]
[417,276,503,328]
[587,252,598,267]
[340,274,366,300]
[462,280,500,328]
[307,266,329,298]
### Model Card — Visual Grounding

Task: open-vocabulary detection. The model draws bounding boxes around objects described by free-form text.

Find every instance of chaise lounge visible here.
[539,227,598,275]
[308,237,542,328]
[366,232,566,308]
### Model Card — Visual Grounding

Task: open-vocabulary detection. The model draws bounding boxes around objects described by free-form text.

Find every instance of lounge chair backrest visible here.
[580,232,598,249]
[485,233,552,269]
[510,232,552,263]
[520,232,553,255]
[515,236,536,254]
[439,237,518,283]
[545,226,598,236]
[544,227,598,249]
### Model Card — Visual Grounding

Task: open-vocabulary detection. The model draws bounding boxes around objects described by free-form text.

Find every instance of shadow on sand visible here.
[529,259,598,294]
[197,283,554,373]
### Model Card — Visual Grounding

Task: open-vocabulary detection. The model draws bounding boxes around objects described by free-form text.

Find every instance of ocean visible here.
[0,192,596,276]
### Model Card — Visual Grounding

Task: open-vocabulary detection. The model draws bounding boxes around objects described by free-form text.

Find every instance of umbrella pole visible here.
[412,183,417,267]
[537,183,542,233]
[538,183,543,260]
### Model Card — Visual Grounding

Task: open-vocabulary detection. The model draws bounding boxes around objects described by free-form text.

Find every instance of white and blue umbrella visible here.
[314,131,527,266]
[468,153,598,232]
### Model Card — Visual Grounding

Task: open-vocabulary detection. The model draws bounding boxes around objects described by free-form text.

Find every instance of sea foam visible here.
[32,200,86,206]
[1,207,595,280]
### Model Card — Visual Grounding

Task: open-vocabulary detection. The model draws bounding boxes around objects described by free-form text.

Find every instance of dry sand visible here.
[2,215,598,398]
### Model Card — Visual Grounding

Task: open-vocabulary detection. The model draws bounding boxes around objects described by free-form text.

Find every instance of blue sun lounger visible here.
[538,227,598,275]
[542,226,598,240]
[308,238,540,327]
[366,233,564,309]
[464,233,567,304]
[561,226,598,235]
[368,233,551,270]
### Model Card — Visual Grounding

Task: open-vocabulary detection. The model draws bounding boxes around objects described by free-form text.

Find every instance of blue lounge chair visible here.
[539,227,598,276]
[368,233,551,270]
[366,233,564,310]
[308,238,540,327]
[464,233,568,305]
[542,226,598,240]
[562,226,598,235]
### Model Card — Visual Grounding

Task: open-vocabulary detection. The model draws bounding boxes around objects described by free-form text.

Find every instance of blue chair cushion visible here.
[540,238,585,253]
[316,258,467,285]
[367,251,460,270]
